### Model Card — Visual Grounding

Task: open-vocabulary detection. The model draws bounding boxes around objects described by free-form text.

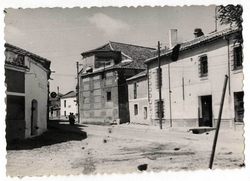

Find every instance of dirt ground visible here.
[6,120,245,177]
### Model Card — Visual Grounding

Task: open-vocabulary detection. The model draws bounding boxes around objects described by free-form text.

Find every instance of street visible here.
[6,120,244,176]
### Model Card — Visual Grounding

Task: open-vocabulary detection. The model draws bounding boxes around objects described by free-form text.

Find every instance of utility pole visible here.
[209,75,228,169]
[215,6,218,32]
[158,41,162,129]
[168,64,172,127]
[76,62,80,123]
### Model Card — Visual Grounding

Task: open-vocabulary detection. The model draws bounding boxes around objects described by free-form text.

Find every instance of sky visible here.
[4,6,229,94]
[1,1,250,181]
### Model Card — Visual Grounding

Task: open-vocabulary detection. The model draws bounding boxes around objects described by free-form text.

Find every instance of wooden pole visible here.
[168,64,172,127]
[76,62,80,123]
[209,75,228,169]
[158,41,162,129]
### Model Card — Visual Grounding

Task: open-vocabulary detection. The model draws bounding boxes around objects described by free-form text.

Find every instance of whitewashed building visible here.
[60,91,77,118]
[127,70,150,124]
[5,43,51,141]
[145,27,244,130]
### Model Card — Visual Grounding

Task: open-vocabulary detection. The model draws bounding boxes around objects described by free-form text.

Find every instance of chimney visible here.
[169,29,178,49]
[194,28,204,38]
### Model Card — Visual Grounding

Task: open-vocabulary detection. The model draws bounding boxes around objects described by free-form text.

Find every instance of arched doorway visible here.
[31,99,38,135]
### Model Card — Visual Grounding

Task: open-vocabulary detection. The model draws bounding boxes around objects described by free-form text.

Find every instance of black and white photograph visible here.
[1,1,250,180]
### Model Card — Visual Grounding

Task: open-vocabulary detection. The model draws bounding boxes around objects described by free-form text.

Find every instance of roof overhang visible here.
[145,27,241,64]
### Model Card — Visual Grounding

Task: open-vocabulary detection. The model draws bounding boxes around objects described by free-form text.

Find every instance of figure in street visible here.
[69,112,75,125]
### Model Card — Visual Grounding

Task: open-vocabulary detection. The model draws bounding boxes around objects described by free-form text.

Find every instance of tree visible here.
[218,5,243,29]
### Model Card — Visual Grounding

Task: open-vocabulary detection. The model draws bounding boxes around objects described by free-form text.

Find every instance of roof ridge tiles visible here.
[109,41,156,50]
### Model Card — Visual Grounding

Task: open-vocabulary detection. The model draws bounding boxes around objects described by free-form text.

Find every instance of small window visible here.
[143,107,148,119]
[199,56,208,77]
[155,100,164,118]
[234,46,243,69]
[134,104,138,115]
[64,100,66,108]
[133,82,137,99]
[107,91,111,101]
[64,111,66,116]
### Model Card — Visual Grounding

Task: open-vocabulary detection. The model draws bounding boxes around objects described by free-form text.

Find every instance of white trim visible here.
[4,64,26,72]
[6,91,25,96]
[108,41,114,50]
[121,52,132,60]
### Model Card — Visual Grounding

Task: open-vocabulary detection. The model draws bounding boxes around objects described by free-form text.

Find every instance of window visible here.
[133,82,137,99]
[234,91,244,122]
[234,46,243,69]
[134,104,138,115]
[64,100,66,108]
[199,55,208,77]
[64,111,66,116]
[107,91,111,101]
[156,68,162,89]
[155,100,164,118]
[143,107,148,119]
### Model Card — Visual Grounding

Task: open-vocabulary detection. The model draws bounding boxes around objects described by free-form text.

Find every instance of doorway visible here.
[199,95,213,127]
[31,99,38,135]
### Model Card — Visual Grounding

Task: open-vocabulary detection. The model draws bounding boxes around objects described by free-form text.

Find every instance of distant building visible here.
[79,41,156,124]
[127,70,149,124]
[49,92,63,119]
[60,91,77,118]
[5,43,51,141]
[145,27,244,129]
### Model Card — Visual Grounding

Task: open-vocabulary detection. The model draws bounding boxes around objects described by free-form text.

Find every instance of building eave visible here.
[5,43,51,71]
[145,26,241,64]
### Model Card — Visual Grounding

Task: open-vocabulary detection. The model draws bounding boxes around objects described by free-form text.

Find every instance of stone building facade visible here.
[79,41,156,124]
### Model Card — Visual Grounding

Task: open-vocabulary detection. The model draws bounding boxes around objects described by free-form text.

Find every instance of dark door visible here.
[200,95,213,127]
[31,99,38,135]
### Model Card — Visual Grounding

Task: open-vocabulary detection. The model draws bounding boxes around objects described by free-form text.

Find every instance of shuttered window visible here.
[233,46,243,69]
[133,82,137,99]
[134,104,138,115]
[199,55,208,77]
[234,91,244,122]
[155,100,164,118]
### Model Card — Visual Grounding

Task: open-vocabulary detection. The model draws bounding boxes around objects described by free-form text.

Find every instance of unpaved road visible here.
[6,120,245,177]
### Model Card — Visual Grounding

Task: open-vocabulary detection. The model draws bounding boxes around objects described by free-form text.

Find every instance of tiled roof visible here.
[145,26,241,64]
[5,43,51,70]
[81,41,156,70]
[61,91,77,98]
[127,70,147,81]
[4,60,28,69]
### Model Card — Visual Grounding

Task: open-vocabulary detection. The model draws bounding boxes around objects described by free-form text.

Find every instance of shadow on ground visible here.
[7,119,87,150]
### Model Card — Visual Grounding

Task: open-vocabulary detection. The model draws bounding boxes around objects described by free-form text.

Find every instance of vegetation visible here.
[218,5,243,29]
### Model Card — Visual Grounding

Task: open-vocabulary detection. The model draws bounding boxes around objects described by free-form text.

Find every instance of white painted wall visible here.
[148,35,243,129]
[60,97,77,118]
[128,76,149,124]
[24,56,49,138]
